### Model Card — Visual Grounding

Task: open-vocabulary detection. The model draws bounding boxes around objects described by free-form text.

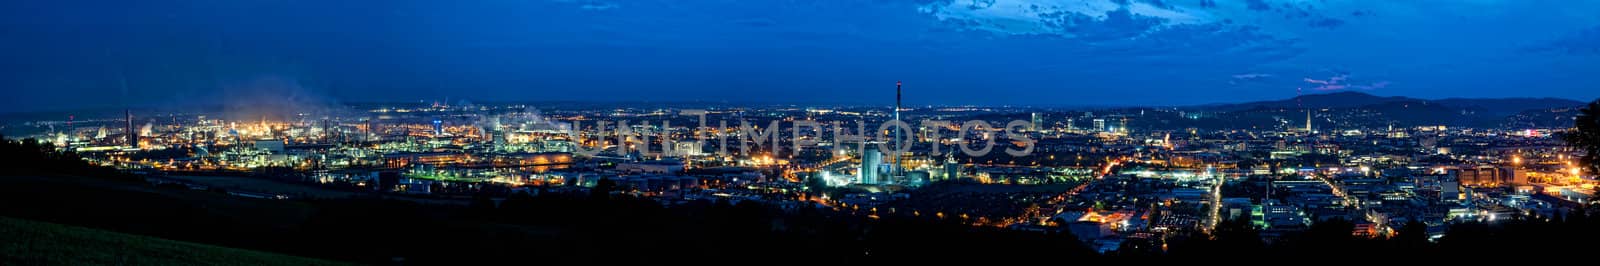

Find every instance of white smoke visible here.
[216,76,344,122]
[506,107,570,132]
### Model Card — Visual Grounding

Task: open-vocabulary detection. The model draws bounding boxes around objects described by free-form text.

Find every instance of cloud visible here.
[1303,74,1345,85]
[919,0,1218,37]
[1228,73,1274,85]
[1526,25,1600,55]
[1242,0,1270,11]
[1351,81,1390,90]
[1304,73,1386,91]
[1307,18,1344,28]
[580,3,618,11]
[916,0,1371,37]
[1232,73,1272,79]
[549,0,618,11]
[913,0,1387,72]
[730,18,777,27]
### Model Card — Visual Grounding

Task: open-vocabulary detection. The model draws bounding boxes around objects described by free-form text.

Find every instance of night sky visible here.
[3,0,1598,113]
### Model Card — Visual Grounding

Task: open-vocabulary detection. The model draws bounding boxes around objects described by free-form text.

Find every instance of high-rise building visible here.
[861,144,882,184]
[1031,112,1042,132]
[1092,119,1106,132]
[1066,118,1075,132]
[1452,167,1529,187]
[943,155,961,181]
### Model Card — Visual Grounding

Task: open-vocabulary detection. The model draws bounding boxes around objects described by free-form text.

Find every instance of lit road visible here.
[1023,157,1128,226]
[1308,171,1388,235]
[1206,173,1224,231]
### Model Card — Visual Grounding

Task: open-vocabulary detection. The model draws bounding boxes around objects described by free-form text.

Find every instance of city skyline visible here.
[5,1,1600,263]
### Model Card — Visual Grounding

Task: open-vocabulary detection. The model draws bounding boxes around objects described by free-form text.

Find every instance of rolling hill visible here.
[1190,91,1587,128]
[0,216,349,266]
[1203,91,1584,114]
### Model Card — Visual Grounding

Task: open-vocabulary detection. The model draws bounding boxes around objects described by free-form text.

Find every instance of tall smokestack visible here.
[126,109,137,148]
[893,81,902,180]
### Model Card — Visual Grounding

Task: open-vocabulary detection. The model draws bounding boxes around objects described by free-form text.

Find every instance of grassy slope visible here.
[0,216,350,266]
[0,174,319,229]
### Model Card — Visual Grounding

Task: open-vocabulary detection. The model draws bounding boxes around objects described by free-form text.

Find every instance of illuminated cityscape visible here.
[5,90,1597,260]
[2,0,1599,264]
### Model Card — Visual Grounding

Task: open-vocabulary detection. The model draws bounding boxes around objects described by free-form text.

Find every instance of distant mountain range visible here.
[1201,91,1585,116]
[1177,92,1589,129]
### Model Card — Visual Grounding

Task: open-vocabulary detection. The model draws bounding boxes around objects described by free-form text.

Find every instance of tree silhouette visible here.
[1395,220,1429,250]
[1564,99,1600,176]
[0,135,136,182]
[1213,218,1264,252]
[466,192,497,218]
[590,178,617,200]
[1296,218,1355,254]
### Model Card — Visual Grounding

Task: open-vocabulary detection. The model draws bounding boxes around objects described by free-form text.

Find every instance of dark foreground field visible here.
[0,216,346,266]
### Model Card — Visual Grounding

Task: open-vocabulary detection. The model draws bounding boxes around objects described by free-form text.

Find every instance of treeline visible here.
[0,135,1096,264]
[1147,210,1599,259]
[0,176,1097,264]
[0,134,138,181]
[445,185,1099,264]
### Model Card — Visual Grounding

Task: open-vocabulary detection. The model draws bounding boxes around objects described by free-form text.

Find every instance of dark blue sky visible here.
[3,0,1597,112]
